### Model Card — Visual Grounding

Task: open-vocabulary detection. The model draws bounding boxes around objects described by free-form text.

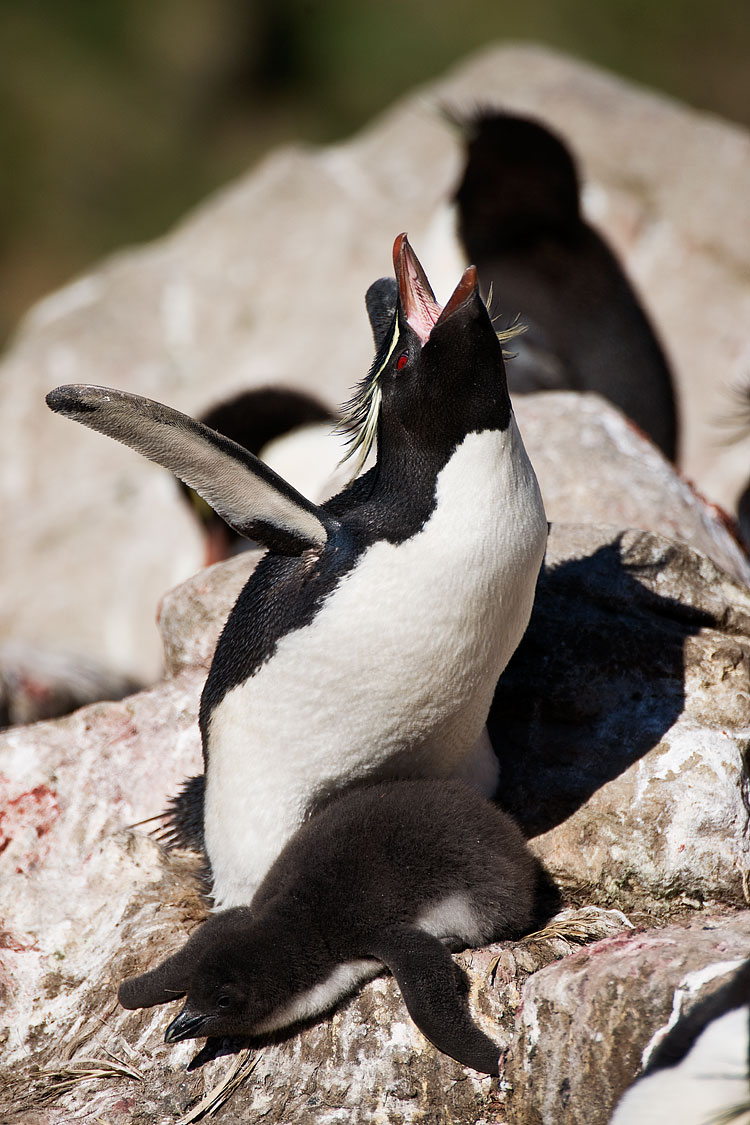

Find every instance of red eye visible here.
[396,352,409,371]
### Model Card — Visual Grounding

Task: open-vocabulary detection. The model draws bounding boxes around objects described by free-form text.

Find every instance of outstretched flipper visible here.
[367,924,500,1076]
[119,942,195,1010]
[46,385,338,557]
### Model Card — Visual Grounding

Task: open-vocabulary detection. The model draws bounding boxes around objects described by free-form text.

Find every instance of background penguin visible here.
[118,778,540,1076]
[180,386,335,565]
[733,381,750,553]
[179,290,414,568]
[739,484,750,554]
[0,641,140,729]
[610,959,750,1123]
[454,109,678,462]
[47,233,548,908]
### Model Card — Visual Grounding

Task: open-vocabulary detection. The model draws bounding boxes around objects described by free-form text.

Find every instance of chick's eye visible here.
[216,994,232,1009]
[396,352,409,371]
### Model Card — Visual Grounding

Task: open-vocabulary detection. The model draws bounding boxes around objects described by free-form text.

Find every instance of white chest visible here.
[206,419,546,906]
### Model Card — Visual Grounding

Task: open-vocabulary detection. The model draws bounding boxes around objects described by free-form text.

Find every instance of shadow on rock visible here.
[488,531,715,838]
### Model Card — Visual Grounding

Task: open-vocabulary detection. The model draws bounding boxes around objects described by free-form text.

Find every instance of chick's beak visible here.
[164,1004,209,1044]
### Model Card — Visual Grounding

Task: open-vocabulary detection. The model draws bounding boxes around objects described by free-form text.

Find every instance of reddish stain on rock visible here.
[0,778,60,872]
[0,927,39,952]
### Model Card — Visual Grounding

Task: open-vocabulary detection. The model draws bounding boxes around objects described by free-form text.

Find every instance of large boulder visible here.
[490,522,750,912]
[514,392,750,586]
[1,43,748,680]
[2,517,749,1122]
[505,911,750,1125]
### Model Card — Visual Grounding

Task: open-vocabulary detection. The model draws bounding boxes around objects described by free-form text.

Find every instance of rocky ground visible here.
[1,43,749,1125]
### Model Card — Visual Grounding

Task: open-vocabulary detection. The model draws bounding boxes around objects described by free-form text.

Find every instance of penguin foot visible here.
[187,1035,248,1071]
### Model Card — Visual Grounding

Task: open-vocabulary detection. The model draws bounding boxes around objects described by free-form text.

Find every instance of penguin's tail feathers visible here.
[155,774,207,855]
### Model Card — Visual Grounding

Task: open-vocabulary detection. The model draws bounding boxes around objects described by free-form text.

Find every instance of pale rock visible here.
[2,517,750,1121]
[489,523,750,910]
[516,392,750,584]
[1,44,749,679]
[157,552,260,676]
[506,912,750,1125]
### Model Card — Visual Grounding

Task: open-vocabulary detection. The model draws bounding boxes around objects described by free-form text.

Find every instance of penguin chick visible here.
[46,233,547,908]
[454,109,678,461]
[181,387,335,565]
[119,778,539,1076]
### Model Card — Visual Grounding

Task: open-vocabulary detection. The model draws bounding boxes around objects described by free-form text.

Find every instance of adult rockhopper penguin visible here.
[47,233,547,908]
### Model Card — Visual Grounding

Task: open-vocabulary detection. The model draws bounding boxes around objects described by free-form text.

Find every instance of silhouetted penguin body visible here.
[455,110,678,461]
[611,959,750,1124]
[119,779,538,1075]
[47,234,547,908]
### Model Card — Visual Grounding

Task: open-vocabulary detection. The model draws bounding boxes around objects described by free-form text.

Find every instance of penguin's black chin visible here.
[393,232,478,343]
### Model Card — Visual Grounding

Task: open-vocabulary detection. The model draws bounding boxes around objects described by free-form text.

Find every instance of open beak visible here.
[164,1005,210,1044]
[392,233,478,344]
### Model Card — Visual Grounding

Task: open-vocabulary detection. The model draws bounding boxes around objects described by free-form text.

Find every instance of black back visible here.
[252,778,537,946]
[196,387,332,455]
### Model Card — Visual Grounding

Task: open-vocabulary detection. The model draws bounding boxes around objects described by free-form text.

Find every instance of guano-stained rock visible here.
[490,523,750,911]
[2,520,749,1123]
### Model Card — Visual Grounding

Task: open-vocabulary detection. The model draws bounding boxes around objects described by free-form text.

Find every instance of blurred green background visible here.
[1,0,749,350]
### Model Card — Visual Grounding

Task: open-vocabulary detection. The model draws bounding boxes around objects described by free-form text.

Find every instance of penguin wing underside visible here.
[367,924,500,1075]
[46,385,335,556]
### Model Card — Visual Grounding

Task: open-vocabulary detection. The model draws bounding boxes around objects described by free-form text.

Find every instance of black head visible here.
[163,948,258,1044]
[180,387,334,565]
[455,109,581,258]
[118,908,286,1044]
[338,233,511,476]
